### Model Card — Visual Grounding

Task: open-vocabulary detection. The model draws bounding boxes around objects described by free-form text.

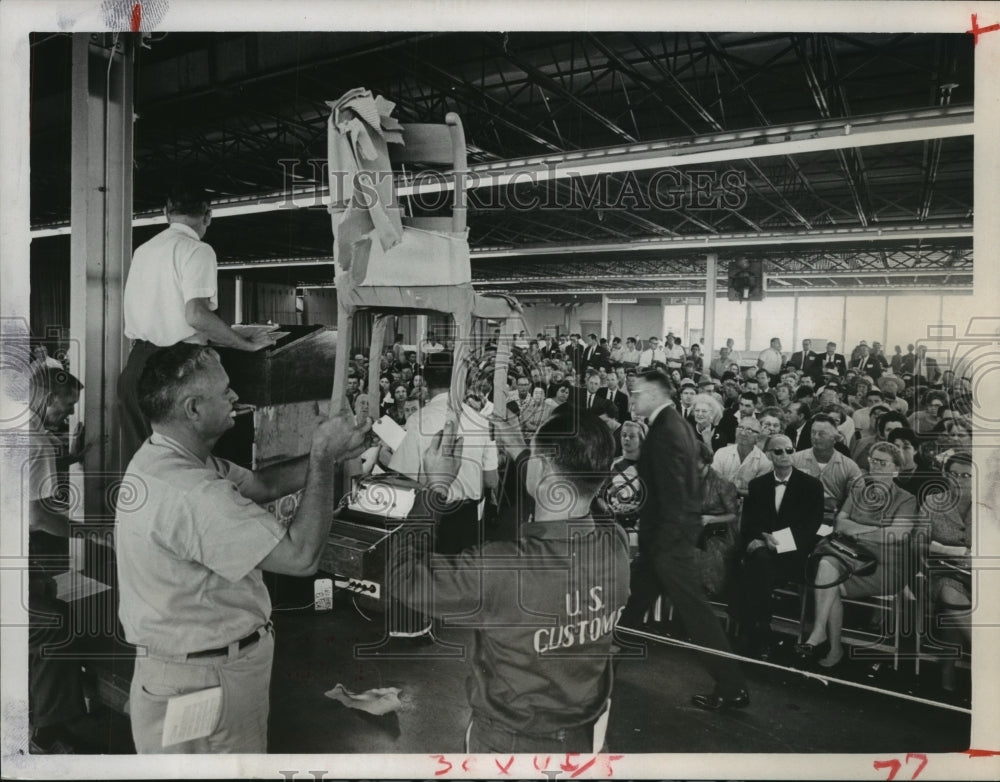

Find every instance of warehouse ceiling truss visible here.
[29,30,975,296]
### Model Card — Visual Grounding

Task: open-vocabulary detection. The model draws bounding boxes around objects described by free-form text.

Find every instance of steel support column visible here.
[234,275,244,324]
[744,301,753,353]
[600,295,609,342]
[704,253,717,361]
[70,33,134,514]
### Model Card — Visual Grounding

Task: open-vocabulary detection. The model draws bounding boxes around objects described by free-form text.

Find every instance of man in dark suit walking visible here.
[730,434,825,658]
[620,370,749,711]
[787,339,817,375]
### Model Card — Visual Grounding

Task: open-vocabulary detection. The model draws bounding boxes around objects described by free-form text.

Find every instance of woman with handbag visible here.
[796,442,921,668]
[695,441,741,599]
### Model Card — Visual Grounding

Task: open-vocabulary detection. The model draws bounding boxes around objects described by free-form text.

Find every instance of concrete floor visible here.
[266,598,971,755]
[45,591,970,760]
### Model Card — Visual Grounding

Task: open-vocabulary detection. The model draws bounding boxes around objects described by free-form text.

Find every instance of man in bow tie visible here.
[730,434,824,660]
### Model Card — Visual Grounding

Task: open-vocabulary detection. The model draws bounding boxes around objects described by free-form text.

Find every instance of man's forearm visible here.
[251,455,310,502]
[187,305,254,350]
[284,454,338,569]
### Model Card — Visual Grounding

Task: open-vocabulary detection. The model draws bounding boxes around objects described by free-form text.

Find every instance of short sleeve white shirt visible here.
[388,393,493,502]
[124,222,218,346]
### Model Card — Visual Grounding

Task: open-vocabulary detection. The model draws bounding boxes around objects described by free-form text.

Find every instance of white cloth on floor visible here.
[324,683,413,715]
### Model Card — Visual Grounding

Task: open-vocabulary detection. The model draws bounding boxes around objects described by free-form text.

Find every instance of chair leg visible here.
[892,594,901,671]
[368,314,389,415]
[797,584,809,643]
[330,299,355,416]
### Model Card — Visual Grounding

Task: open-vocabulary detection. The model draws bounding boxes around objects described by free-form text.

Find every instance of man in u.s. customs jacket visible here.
[389,409,629,753]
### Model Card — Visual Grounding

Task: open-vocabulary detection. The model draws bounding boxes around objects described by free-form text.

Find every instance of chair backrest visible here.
[392,113,467,234]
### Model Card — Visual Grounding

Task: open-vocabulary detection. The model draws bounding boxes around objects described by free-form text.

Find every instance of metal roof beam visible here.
[484,279,973,296]
[471,269,974,285]
[31,106,973,236]
[472,223,972,258]
[483,34,637,144]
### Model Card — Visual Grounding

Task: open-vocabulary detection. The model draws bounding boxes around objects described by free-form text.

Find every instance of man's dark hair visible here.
[165,183,211,218]
[638,368,675,395]
[422,351,453,391]
[594,397,618,419]
[759,405,784,420]
[794,386,814,401]
[29,366,82,414]
[533,409,615,493]
[943,450,972,472]
[886,427,919,449]
[810,412,839,430]
[138,344,218,423]
[739,391,758,405]
[877,410,910,437]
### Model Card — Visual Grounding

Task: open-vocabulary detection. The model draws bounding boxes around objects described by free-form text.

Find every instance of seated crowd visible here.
[347,330,974,693]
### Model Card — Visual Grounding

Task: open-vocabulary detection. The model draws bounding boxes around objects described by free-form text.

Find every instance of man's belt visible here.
[186,621,272,660]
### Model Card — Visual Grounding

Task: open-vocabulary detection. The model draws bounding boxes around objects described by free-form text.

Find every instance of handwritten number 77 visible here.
[874,753,928,781]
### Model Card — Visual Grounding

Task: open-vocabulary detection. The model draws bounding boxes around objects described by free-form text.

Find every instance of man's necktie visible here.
[774,478,788,512]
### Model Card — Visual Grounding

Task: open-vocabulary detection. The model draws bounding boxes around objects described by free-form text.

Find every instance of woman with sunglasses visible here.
[797,442,921,669]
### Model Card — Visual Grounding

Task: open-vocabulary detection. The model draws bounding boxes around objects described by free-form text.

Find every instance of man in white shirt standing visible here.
[725,337,743,368]
[637,336,666,369]
[757,337,784,386]
[389,352,498,555]
[664,334,685,370]
[119,184,273,465]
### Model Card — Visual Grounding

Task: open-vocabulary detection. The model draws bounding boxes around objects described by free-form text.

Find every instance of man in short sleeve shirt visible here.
[118,184,273,466]
[116,344,367,753]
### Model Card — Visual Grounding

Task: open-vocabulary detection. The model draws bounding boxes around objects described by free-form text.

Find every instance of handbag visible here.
[807,532,878,588]
[697,522,738,597]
